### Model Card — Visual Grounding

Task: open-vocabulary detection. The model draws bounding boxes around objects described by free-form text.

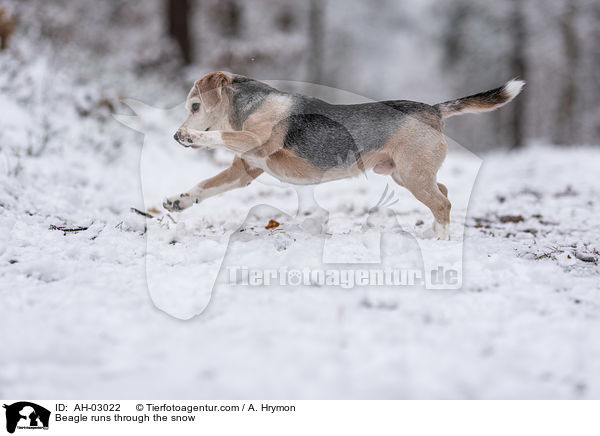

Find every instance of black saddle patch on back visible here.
[283,113,360,170]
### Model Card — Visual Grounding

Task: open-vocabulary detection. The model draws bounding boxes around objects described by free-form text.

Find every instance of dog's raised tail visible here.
[434,79,525,119]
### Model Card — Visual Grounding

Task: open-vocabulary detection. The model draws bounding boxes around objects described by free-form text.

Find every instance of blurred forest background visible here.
[1,0,599,151]
[3,0,600,400]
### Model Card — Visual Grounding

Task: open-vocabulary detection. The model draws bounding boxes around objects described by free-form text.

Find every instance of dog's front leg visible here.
[175,127,224,149]
[176,127,269,155]
[163,157,263,212]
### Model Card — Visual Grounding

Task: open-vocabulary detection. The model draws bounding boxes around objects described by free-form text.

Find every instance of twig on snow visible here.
[49,224,89,233]
[130,207,154,219]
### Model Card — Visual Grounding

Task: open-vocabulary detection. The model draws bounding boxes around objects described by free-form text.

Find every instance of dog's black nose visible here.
[173,132,179,141]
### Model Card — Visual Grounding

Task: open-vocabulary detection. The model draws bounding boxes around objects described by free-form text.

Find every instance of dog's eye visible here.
[191,103,200,112]
[205,127,210,131]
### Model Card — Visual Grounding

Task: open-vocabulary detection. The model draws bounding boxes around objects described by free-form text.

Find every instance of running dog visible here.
[164,71,524,239]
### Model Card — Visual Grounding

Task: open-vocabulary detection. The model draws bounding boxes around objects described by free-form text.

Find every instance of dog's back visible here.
[283,96,443,170]
[226,75,444,171]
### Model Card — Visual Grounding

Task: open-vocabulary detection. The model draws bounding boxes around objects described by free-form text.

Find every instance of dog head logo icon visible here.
[3,402,50,434]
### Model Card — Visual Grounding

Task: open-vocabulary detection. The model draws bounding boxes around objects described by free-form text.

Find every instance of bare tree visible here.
[167,0,193,64]
[592,0,600,140]
[554,0,579,145]
[0,8,15,50]
[215,0,242,38]
[308,0,325,84]
[510,0,527,149]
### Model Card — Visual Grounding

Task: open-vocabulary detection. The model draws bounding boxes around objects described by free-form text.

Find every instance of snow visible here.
[1,34,600,400]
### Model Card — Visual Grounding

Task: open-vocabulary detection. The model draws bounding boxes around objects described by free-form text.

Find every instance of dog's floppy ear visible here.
[195,71,232,112]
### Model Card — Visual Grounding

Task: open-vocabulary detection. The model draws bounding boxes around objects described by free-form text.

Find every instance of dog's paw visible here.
[163,193,193,212]
[174,127,197,147]
[175,128,222,149]
[433,221,450,240]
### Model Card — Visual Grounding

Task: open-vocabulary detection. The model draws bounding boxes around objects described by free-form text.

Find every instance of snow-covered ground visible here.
[1,36,599,399]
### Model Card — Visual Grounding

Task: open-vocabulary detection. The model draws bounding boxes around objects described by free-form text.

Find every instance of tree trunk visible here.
[168,0,193,65]
[510,0,527,149]
[554,0,579,145]
[308,0,325,84]
[592,1,600,142]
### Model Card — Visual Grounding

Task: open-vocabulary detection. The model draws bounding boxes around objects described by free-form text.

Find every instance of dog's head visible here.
[174,71,233,147]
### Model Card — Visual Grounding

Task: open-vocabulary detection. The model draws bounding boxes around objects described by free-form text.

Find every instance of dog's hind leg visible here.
[395,171,451,240]
[391,172,404,187]
[391,145,451,240]
[437,182,448,198]
[163,157,263,212]
[393,170,447,197]
[389,126,451,239]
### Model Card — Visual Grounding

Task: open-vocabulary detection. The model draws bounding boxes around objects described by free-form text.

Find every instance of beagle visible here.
[164,71,524,240]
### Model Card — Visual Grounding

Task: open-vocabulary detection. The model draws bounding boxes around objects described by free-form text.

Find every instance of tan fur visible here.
[195,71,233,111]
[386,117,451,228]
[163,156,263,211]
[262,147,399,185]
[214,96,293,154]
[240,95,293,155]
[202,156,263,189]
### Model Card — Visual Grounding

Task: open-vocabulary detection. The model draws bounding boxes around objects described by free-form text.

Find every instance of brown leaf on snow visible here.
[265,219,280,229]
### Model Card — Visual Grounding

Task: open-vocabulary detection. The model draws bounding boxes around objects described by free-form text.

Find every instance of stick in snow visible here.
[49,224,89,233]
[130,207,154,219]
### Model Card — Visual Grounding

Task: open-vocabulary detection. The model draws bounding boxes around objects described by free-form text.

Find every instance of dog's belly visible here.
[244,148,389,185]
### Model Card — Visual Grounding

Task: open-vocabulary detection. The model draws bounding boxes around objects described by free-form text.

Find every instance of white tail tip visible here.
[504,79,525,99]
